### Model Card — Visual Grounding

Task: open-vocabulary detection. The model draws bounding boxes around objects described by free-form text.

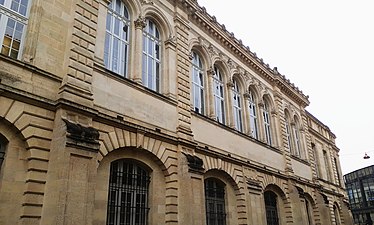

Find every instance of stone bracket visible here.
[63,119,100,152]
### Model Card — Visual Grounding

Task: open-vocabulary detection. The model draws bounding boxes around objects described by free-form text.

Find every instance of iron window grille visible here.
[205,178,226,225]
[265,191,279,225]
[0,141,5,169]
[106,160,150,225]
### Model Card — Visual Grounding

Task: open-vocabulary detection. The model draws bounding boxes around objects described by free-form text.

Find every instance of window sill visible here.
[93,63,178,107]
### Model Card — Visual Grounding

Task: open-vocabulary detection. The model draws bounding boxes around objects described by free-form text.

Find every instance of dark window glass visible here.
[265,191,279,225]
[205,178,226,225]
[0,141,5,169]
[106,160,150,225]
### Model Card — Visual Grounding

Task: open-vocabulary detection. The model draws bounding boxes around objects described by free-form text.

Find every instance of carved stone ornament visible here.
[63,119,100,151]
[296,186,305,198]
[140,0,154,5]
[134,16,146,29]
[184,153,204,171]
[208,44,217,57]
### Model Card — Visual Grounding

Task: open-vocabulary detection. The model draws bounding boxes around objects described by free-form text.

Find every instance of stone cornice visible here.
[306,110,336,139]
[172,0,309,107]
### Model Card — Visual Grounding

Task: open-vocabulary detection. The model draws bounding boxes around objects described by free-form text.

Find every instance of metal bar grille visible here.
[265,191,279,225]
[205,178,226,225]
[106,160,150,225]
[0,142,5,169]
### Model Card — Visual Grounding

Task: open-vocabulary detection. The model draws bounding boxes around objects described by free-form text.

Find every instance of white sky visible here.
[197,0,374,174]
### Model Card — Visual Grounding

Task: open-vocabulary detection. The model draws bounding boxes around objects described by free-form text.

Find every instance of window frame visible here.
[264,191,279,225]
[142,19,161,92]
[213,66,225,124]
[191,51,205,114]
[104,0,131,77]
[232,79,243,132]
[263,101,272,145]
[248,89,258,139]
[205,178,227,225]
[0,136,6,170]
[0,0,31,60]
[106,159,150,225]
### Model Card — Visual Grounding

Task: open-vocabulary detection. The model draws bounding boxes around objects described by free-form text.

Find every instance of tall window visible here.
[263,101,272,145]
[334,158,342,186]
[264,191,279,225]
[305,199,313,225]
[0,0,30,59]
[248,89,258,139]
[191,51,204,114]
[333,205,341,225]
[323,150,331,181]
[0,138,5,170]
[284,112,293,153]
[142,19,161,92]
[106,160,150,225]
[205,178,226,225]
[213,66,225,124]
[232,80,243,132]
[293,117,302,157]
[104,0,130,77]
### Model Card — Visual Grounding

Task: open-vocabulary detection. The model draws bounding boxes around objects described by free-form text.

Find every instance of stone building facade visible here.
[0,0,352,224]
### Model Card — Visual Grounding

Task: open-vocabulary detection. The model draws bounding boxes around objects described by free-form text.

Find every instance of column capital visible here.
[207,67,215,77]
[134,16,147,29]
[227,81,234,88]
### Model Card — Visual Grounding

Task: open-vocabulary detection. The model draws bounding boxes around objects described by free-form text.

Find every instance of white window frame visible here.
[263,101,272,145]
[191,51,204,114]
[0,0,30,60]
[293,121,302,157]
[248,90,258,139]
[104,0,130,77]
[142,19,161,92]
[285,116,293,152]
[213,66,225,124]
[232,80,243,132]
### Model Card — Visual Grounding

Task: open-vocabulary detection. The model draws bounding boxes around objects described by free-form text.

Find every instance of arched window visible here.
[333,205,341,225]
[142,19,161,92]
[104,0,130,77]
[305,199,313,225]
[232,79,243,132]
[263,101,272,145]
[0,0,30,59]
[0,137,5,170]
[191,51,204,114]
[284,111,293,153]
[248,89,258,139]
[213,66,225,124]
[106,160,150,225]
[264,191,279,225]
[205,178,226,225]
[292,117,302,158]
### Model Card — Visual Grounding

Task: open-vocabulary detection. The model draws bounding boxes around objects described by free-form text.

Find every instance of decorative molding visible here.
[134,16,146,29]
[140,0,154,5]
[63,119,100,151]
[184,153,204,172]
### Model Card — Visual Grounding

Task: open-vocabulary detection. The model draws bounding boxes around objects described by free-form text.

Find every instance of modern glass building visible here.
[344,165,374,225]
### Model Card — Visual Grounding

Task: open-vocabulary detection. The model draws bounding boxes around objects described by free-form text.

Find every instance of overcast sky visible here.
[197,0,374,174]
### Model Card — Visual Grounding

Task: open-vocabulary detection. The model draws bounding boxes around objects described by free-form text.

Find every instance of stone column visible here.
[270,110,280,148]
[226,81,235,128]
[257,102,266,143]
[132,16,146,84]
[243,92,251,135]
[207,67,215,120]
[40,114,100,225]
[163,36,177,100]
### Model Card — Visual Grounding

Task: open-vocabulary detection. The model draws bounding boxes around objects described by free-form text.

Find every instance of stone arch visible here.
[0,117,29,224]
[142,5,173,41]
[212,59,230,83]
[189,39,211,69]
[262,93,276,112]
[248,84,260,101]
[107,0,141,20]
[203,167,247,225]
[94,147,171,224]
[0,97,54,222]
[231,73,246,93]
[263,183,290,225]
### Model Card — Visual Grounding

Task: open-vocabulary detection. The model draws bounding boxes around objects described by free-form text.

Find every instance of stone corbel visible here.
[63,119,100,152]
[207,67,215,77]
[183,153,204,173]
